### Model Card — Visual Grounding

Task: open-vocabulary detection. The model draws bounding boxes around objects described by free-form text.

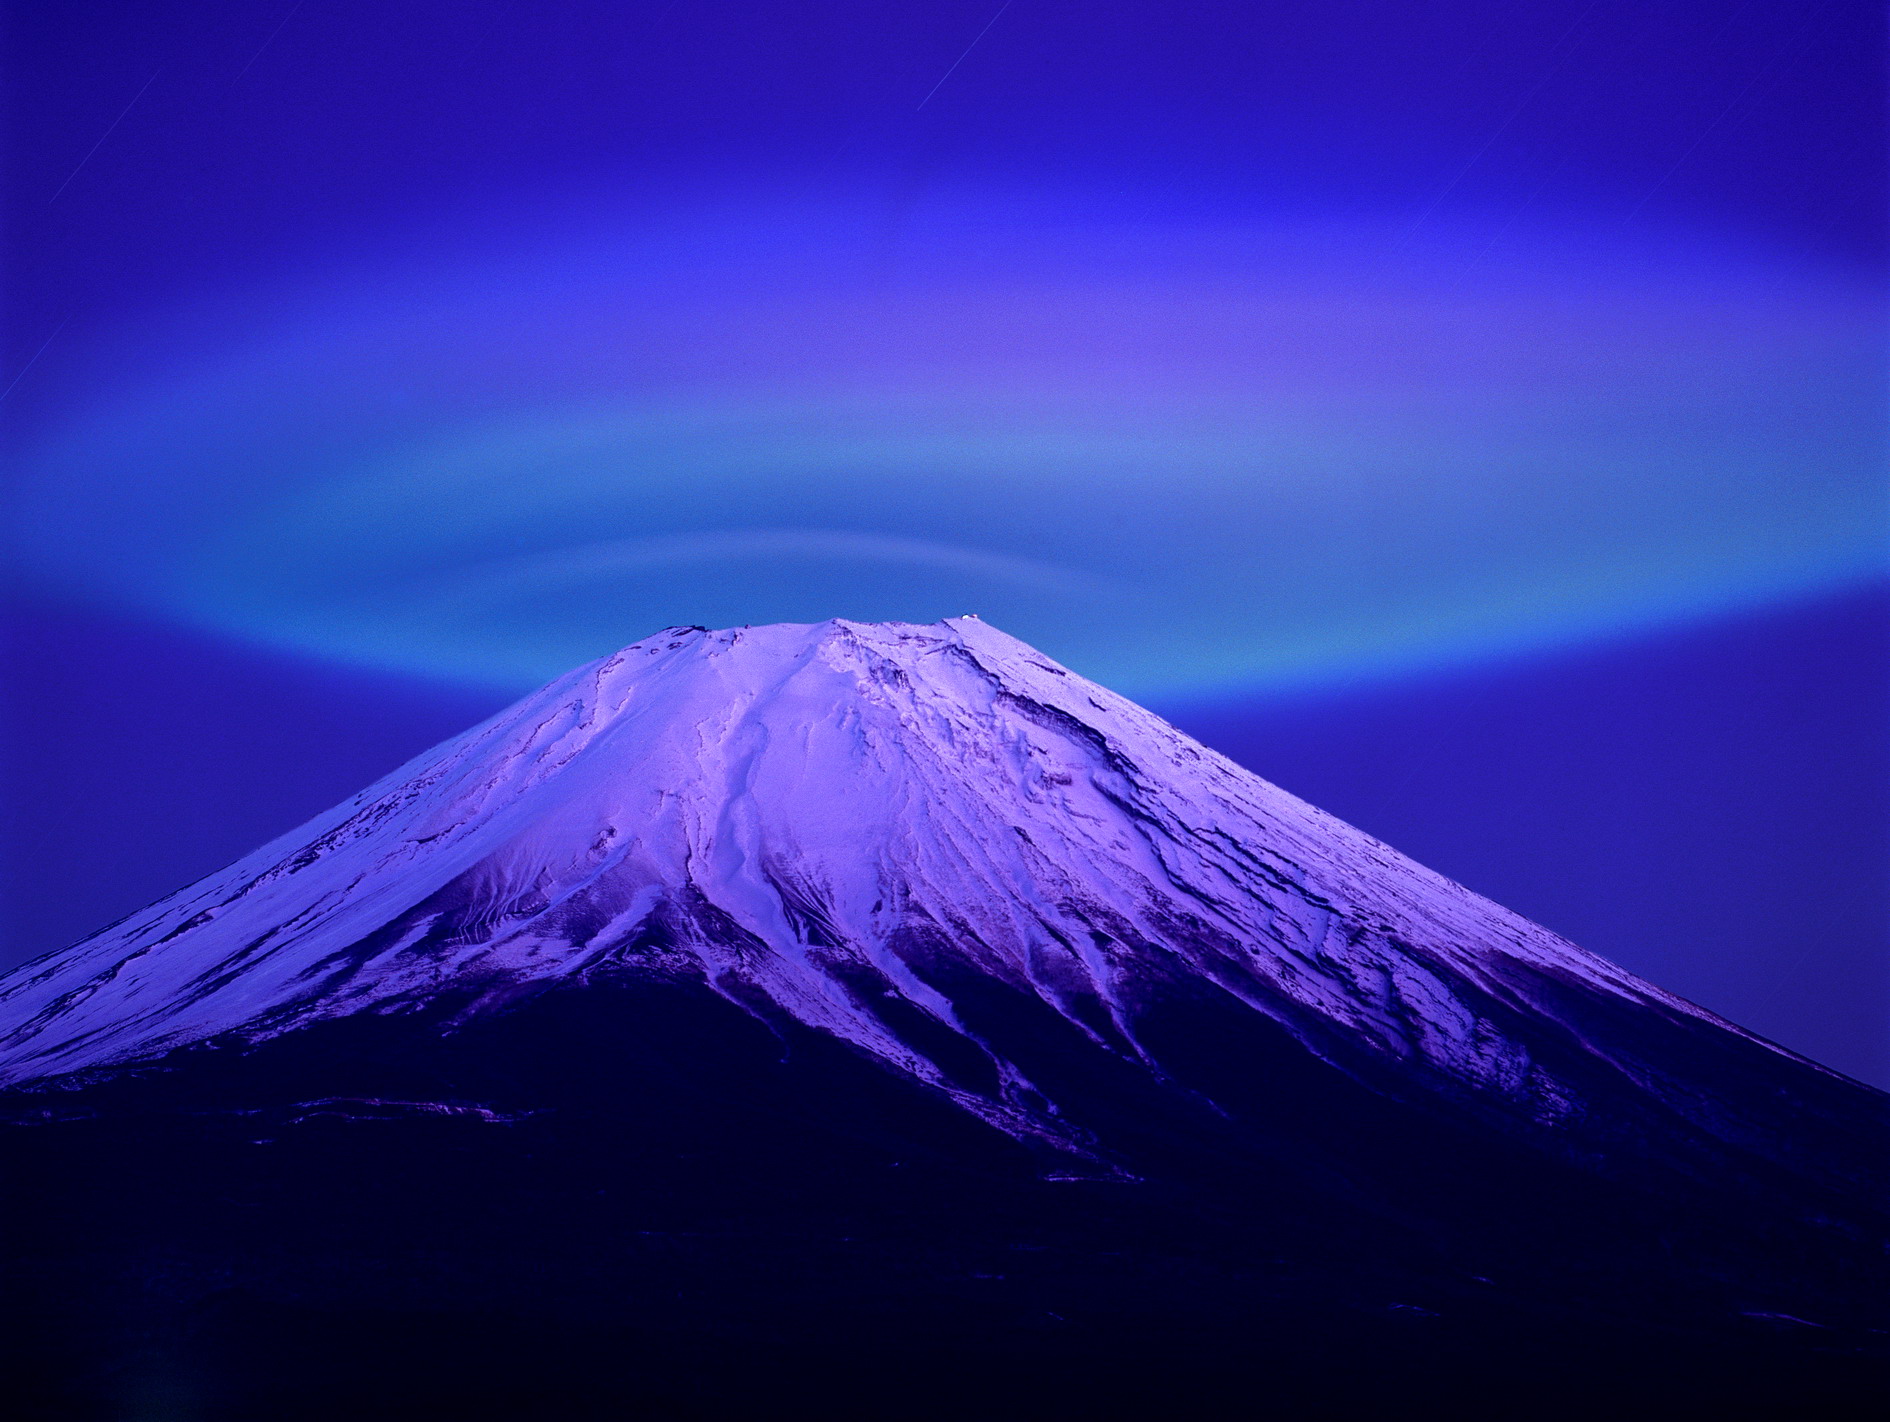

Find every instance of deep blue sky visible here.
[4,1,1885,1082]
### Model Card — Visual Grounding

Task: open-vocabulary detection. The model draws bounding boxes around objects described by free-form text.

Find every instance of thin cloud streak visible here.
[47,71,160,205]
[916,1,1014,111]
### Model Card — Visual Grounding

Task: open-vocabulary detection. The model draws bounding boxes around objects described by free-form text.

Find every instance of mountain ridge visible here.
[2,618,1884,1419]
[0,617,1815,1109]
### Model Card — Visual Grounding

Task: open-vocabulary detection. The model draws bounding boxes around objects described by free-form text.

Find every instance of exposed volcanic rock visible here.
[2,619,1884,1419]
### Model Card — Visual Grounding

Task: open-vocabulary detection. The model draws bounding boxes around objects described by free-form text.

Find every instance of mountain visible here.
[2,618,1884,1420]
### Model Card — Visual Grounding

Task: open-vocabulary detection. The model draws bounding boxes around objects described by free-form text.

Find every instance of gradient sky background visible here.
[4,1,1886,1083]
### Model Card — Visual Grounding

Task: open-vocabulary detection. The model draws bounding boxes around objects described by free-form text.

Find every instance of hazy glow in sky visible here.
[14,186,1882,696]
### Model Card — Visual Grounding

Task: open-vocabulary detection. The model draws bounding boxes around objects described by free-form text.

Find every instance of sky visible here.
[3,1,1886,1082]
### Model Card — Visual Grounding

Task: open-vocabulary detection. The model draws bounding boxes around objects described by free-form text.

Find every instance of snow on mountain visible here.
[0,617,1828,1143]
[7,616,1884,1421]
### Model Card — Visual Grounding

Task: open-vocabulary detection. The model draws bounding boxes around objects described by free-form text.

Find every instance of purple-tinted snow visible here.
[0,618,1794,1140]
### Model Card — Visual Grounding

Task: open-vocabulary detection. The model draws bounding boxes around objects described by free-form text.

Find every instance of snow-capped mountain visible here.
[3,619,1883,1420]
[0,619,1820,1101]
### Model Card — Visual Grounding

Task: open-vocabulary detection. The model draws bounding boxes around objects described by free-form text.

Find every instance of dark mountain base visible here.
[8,1272,1882,1422]
[4,974,1884,1421]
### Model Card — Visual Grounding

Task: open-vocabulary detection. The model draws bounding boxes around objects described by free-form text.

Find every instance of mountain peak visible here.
[0,617,1819,1149]
[6,621,1886,1417]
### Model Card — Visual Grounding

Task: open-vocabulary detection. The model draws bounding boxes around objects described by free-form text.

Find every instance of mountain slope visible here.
[2,618,1884,1420]
[0,619,1818,1094]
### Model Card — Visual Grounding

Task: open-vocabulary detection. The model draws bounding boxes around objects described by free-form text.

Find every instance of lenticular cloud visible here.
[11,190,1882,695]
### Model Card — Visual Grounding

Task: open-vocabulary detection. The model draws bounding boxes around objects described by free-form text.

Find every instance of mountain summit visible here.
[3,619,1884,1419]
[0,618,1804,1107]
